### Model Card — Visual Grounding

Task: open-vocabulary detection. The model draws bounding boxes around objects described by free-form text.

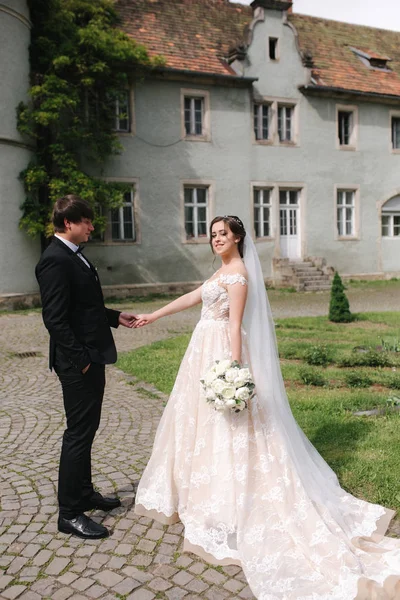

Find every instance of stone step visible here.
[297,274,326,280]
[276,257,333,291]
[291,264,319,269]
[303,284,332,291]
[294,269,321,275]
[303,279,331,284]
[288,261,313,267]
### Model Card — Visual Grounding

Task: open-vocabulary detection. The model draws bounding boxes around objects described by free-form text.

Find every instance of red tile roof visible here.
[289,14,400,98]
[115,0,400,98]
[115,0,252,77]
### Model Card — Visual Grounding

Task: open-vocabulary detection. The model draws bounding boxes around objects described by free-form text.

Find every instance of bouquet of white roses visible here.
[200,359,255,413]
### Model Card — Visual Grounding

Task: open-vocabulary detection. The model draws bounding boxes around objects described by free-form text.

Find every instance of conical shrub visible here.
[329,272,353,322]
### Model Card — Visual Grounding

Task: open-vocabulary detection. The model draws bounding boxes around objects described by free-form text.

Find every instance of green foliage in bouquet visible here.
[18,0,164,244]
[329,272,353,323]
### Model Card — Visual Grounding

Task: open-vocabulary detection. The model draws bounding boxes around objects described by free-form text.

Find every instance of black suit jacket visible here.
[35,237,120,371]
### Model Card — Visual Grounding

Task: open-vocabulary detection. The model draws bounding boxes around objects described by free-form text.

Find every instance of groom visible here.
[36,194,137,539]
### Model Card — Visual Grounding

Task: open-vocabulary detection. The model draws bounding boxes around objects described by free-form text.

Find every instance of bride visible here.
[133,215,400,599]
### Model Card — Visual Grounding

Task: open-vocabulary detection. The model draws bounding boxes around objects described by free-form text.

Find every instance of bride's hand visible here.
[133,313,157,327]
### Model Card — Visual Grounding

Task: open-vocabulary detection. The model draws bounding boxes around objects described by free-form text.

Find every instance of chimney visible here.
[251,1,293,12]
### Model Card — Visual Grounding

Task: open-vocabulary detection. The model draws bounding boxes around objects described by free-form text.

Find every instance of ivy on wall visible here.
[17,0,163,245]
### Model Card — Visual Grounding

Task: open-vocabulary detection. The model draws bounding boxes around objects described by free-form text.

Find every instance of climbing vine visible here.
[18,0,163,244]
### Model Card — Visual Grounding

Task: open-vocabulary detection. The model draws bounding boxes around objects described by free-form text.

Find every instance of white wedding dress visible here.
[135,256,400,599]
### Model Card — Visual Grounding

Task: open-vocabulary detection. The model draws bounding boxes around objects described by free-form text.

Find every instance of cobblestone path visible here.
[0,305,256,600]
[1,289,400,600]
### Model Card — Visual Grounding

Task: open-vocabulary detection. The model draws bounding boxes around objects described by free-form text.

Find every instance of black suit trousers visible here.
[55,359,105,519]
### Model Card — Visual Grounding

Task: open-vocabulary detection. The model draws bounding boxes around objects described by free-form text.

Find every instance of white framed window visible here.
[84,88,133,134]
[114,91,130,133]
[391,113,400,151]
[253,188,272,238]
[382,214,400,237]
[277,104,294,143]
[253,103,271,141]
[338,111,352,145]
[336,189,356,238]
[183,185,209,240]
[181,89,210,141]
[110,189,136,241]
[336,105,358,149]
[185,97,203,135]
[381,195,400,236]
[105,90,133,133]
[279,189,300,206]
[90,180,139,245]
[252,97,298,146]
[279,189,300,236]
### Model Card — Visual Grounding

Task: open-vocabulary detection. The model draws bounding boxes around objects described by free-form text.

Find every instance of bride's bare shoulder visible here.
[224,262,248,281]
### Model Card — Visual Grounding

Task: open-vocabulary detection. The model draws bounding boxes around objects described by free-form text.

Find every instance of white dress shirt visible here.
[54,234,90,269]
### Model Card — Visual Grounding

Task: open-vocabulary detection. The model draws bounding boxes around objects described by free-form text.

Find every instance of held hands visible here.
[119,312,139,328]
[132,313,157,328]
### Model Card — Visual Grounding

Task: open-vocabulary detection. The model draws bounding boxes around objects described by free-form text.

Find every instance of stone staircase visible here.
[273,257,334,291]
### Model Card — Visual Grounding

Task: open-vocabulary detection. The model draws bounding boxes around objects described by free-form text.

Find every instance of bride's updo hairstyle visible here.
[209,215,246,258]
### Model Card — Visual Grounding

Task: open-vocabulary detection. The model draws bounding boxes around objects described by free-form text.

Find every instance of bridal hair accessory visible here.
[200,360,255,413]
[223,215,245,230]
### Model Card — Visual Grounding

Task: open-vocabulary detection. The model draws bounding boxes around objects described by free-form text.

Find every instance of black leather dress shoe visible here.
[85,491,121,512]
[58,514,109,539]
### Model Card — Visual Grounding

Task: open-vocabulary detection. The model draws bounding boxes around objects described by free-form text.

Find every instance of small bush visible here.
[298,366,327,387]
[304,344,332,367]
[344,371,372,388]
[386,395,400,407]
[387,375,400,390]
[381,338,400,353]
[329,272,353,323]
[339,350,393,368]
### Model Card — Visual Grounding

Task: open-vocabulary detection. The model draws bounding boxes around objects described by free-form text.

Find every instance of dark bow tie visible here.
[76,245,85,254]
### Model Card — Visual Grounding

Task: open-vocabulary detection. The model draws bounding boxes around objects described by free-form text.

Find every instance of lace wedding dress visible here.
[135,270,400,600]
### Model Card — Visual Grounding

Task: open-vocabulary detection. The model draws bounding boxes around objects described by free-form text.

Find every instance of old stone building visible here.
[1,0,400,298]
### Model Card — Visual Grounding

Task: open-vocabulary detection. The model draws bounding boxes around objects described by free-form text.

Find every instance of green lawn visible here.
[118,312,400,513]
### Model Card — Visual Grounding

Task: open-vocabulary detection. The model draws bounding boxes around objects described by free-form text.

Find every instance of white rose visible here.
[206,388,217,401]
[215,359,232,376]
[238,368,252,382]
[234,376,247,389]
[204,371,217,386]
[225,367,239,383]
[225,398,237,408]
[214,399,226,411]
[235,386,250,401]
[211,379,226,394]
[221,385,236,400]
[236,400,246,411]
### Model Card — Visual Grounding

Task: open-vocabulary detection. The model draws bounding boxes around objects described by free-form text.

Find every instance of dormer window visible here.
[370,57,388,69]
[350,47,392,72]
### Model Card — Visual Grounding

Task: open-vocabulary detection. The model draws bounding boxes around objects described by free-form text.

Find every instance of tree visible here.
[329,272,353,323]
[18,0,163,246]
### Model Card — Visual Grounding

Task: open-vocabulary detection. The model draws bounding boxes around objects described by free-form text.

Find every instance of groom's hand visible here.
[132,313,155,327]
[119,312,138,328]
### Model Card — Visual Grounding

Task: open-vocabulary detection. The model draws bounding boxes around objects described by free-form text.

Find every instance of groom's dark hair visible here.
[52,195,94,232]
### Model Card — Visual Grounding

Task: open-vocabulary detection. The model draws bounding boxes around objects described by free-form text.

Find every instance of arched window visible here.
[382,195,400,237]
